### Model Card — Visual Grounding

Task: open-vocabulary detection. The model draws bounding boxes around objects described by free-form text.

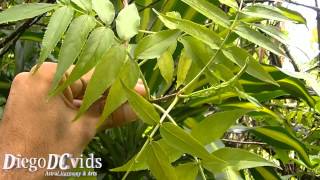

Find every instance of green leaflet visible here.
[180,0,230,28]
[175,163,198,180]
[234,23,284,57]
[111,139,182,172]
[50,27,114,96]
[203,148,277,173]
[37,6,74,69]
[179,36,219,85]
[134,29,180,59]
[160,122,221,161]
[158,50,174,84]
[222,46,278,86]
[98,59,139,127]
[277,6,306,24]
[242,4,292,22]
[75,45,126,120]
[71,0,91,12]
[254,24,288,45]
[176,49,192,88]
[92,0,115,25]
[252,126,314,168]
[158,13,222,49]
[116,3,140,40]
[191,109,249,145]
[146,142,177,180]
[122,80,159,125]
[0,3,58,24]
[50,15,96,92]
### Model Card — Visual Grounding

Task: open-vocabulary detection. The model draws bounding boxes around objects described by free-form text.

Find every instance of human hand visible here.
[0,62,145,179]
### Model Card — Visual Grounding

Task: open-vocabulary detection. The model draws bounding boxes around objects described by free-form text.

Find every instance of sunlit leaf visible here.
[135,29,180,59]
[176,49,192,88]
[146,141,177,180]
[250,167,281,180]
[37,6,74,68]
[223,46,278,85]
[122,80,159,125]
[99,59,139,126]
[242,4,292,22]
[92,0,115,25]
[50,15,96,92]
[158,50,174,84]
[219,0,238,9]
[234,23,284,57]
[116,3,140,40]
[175,163,198,180]
[71,0,91,12]
[203,148,277,173]
[191,109,249,145]
[50,27,114,96]
[180,0,230,28]
[158,13,222,49]
[0,3,58,24]
[161,122,216,160]
[75,45,126,120]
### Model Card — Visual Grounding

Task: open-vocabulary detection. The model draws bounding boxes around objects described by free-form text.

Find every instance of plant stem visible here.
[152,103,177,125]
[195,157,207,180]
[121,96,179,179]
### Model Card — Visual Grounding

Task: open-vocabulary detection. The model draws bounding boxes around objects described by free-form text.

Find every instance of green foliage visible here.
[0,0,319,179]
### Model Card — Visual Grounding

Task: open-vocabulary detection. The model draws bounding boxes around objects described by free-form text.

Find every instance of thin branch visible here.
[244,0,320,11]
[222,139,267,145]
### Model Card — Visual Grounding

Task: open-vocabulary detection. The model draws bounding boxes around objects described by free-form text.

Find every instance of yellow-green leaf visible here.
[0,3,58,24]
[191,109,249,145]
[176,49,192,88]
[37,6,74,68]
[134,29,180,59]
[50,27,114,96]
[75,45,126,120]
[50,15,96,92]
[146,142,177,180]
[116,3,140,40]
[158,50,174,84]
[122,80,159,125]
[92,0,115,25]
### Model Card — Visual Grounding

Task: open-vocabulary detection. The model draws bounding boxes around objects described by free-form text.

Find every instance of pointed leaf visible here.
[254,24,288,45]
[250,167,281,180]
[223,46,278,85]
[160,122,218,161]
[112,147,148,172]
[37,6,74,68]
[191,109,249,145]
[277,6,306,24]
[0,3,58,24]
[92,0,115,25]
[146,142,177,180]
[50,15,96,91]
[116,3,140,40]
[51,27,114,96]
[234,23,284,57]
[180,0,230,28]
[252,126,314,168]
[122,80,159,125]
[176,49,192,88]
[99,59,139,126]
[242,4,292,22]
[175,163,198,180]
[158,13,222,49]
[71,0,91,12]
[203,148,277,172]
[75,45,126,120]
[135,29,180,59]
[158,50,174,84]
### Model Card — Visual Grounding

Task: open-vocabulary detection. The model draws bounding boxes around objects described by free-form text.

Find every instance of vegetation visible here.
[0,0,320,179]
